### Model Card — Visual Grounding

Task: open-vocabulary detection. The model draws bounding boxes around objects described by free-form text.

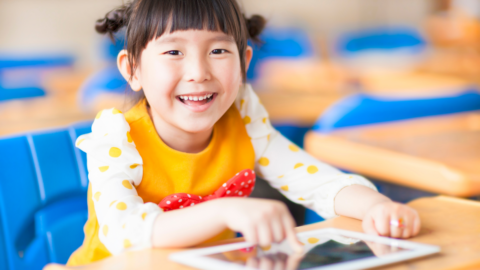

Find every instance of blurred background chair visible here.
[0,121,91,270]
[335,26,426,74]
[0,55,74,102]
[77,34,133,112]
[314,88,480,132]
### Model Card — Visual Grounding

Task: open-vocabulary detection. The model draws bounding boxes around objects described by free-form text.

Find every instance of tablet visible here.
[169,228,440,270]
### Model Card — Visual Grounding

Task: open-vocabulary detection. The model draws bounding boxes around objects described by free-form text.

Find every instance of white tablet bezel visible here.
[169,228,440,270]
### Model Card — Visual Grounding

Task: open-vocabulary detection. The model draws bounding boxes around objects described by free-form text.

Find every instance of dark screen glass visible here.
[206,235,409,270]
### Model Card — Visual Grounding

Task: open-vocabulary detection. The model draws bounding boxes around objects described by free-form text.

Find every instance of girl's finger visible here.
[412,212,421,236]
[270,216,286,243]
[243,225,258,245]
[362,215,379,236]
[401,214,413,238]
[257,221,273,247]
[282,214,303,253]
[374,211,391,237]
[389,214,404,238]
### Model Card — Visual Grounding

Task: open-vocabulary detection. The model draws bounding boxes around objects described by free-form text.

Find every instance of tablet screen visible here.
[205,234,410,270]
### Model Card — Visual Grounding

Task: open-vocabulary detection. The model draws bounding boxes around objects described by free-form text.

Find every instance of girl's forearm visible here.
[151,200,227,248]
[334,185,391,220]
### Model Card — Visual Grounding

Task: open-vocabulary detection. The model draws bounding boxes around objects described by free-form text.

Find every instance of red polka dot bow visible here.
[158,169,256,211]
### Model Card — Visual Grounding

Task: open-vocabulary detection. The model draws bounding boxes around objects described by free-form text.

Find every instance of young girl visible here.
[68,0,421,266]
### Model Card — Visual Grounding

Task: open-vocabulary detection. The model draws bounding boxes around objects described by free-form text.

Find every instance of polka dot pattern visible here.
[123,239,132,248]
[99,166,109,172]
[142,213,147,220]
[127,132,133,143]
[158,169,256,211]
[103,225,109,237]
[116,202,127,210]
[95,111,102,119]
[94,192,101,201]
[308,237,319,244]
[130,164,139,169]
[243,116,251,125]
[294,163,304,169]
[109,200,117,207]
[122,180,133,189]
[258,157,270,166]
[109,147,122,158]
[76,139,85,147]
[281,185,289,191]
[262,117,267,124]
[307,165,318,174]
[288,144,300,152]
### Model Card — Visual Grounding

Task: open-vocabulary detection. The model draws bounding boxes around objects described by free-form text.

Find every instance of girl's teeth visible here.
[179,94,214,101]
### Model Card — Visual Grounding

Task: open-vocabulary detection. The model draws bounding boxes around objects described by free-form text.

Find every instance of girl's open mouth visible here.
[176,93,218,112]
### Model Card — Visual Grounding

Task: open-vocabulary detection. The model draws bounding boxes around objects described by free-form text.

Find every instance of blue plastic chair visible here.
[314,89,480,133]
[304,88,480,224]
[336,26,426,57]
[0,54,75,102]
[247,27,314,81]
[0,121,92,270]
[77,65,131,106]
[77,33,132,107]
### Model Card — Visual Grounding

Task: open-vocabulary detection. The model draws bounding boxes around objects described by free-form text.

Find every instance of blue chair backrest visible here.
[336,26,425,57]
[0,121,92,270]
[0,86,45,102]
[0,54,75,102]
[247,27,314,81]
[0,55,74,70]
[77,66,131,106]
[313,89,480,133]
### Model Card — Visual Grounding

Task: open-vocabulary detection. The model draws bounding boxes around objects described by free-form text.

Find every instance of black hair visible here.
[96,0,266,89]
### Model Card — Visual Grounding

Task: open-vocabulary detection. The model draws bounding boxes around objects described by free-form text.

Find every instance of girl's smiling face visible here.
[119,29,252,136]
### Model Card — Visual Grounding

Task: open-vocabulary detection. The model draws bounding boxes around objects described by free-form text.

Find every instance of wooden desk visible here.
[44,196,480,270]
[257,91,343,126]
[304,112,480,197]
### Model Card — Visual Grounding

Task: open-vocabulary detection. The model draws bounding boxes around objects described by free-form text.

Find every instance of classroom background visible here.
[0,0,479,269]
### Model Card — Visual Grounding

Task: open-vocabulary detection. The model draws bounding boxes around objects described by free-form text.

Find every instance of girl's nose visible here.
[184,57,211,83]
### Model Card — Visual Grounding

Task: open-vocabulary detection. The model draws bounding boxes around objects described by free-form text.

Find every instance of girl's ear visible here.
[117,50,142,91]
[245,46,253,72]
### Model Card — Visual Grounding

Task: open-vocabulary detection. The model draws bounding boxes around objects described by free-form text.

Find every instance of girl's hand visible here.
[219,198,303,253]
[362,201,421,239]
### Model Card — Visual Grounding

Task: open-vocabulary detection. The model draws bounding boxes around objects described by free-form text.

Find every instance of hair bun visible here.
[95,6,129,38]
[245,14,266,43]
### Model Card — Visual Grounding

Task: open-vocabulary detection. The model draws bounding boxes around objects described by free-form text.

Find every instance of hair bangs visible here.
[141,0,244,44]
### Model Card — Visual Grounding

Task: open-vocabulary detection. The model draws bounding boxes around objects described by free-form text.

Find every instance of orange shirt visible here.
[67,100,255,266]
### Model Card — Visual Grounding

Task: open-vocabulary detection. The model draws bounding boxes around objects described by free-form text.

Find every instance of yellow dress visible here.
[67,100,255,265]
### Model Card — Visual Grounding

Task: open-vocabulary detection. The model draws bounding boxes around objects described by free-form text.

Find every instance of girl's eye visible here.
[165,50,183,56]
[211,49,227,55]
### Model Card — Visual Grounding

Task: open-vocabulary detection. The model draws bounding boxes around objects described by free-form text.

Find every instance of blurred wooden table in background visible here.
[305,111,480,197]
[0,70,95,136]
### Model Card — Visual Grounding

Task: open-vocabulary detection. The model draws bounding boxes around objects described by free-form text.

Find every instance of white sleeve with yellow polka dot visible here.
[235,84,377,219]
[76,108,163,255]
